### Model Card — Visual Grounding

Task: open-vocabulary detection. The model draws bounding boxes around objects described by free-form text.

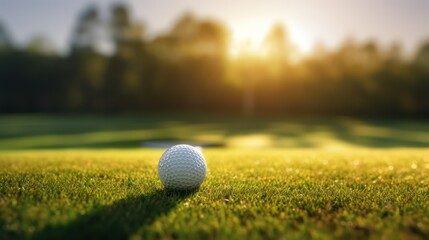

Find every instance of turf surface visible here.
[1,149,428,239]
[1,114,429,149]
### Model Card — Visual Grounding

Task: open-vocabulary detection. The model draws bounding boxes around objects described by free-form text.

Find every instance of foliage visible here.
[0,4,429,116]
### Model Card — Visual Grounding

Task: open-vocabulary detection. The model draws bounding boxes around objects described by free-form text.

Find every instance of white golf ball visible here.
[158,144,207,190]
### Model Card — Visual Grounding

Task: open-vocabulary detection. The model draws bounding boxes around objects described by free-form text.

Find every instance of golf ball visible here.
[158,144,207,190]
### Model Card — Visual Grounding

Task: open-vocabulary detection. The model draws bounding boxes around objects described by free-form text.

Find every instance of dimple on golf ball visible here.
[158,144,207,190]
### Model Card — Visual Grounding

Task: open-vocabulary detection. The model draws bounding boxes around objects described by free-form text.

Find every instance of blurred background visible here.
[0,0,428,149]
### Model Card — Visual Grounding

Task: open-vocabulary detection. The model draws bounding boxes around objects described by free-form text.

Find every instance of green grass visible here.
[1,149,428,239]
[1,115,429,239]
[1,114,429,149]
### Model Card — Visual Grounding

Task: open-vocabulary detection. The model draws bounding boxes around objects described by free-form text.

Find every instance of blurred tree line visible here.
[0,4,428,117]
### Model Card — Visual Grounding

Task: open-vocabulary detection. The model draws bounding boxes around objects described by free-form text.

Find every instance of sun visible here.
[229,21,270,57]
[288,25,314,54]
[229,22,314,57]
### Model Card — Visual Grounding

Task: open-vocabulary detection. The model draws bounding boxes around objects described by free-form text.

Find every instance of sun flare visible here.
[229,21,270,57]
[229,22,314,57]
[288,25,313,54]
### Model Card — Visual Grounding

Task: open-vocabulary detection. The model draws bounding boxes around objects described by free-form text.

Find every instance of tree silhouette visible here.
[0,5,428,117]
[0,21,13,50]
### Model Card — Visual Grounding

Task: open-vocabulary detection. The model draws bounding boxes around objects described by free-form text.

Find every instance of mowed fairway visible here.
[1,149,428,239]
[0,115,429,239]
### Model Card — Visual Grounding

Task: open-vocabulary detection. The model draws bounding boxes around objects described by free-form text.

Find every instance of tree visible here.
[104,3,148,111]
[25,35,57,55]
[414,40,429,70]
[69,5,103,54]
[0,21,13,50]
[262,24,295,63]
[412,40,429,116]
[66,5,108,111]
[147,13,231,111]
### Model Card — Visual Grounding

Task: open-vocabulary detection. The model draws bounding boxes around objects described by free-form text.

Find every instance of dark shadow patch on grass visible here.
[334,134,429,148]
[1,115,429,149]
[0,219,26,240]
[31,189,196,240]
[21,139,146,149]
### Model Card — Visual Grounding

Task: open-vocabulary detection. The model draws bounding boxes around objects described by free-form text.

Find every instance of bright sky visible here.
[1,0,429,55]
